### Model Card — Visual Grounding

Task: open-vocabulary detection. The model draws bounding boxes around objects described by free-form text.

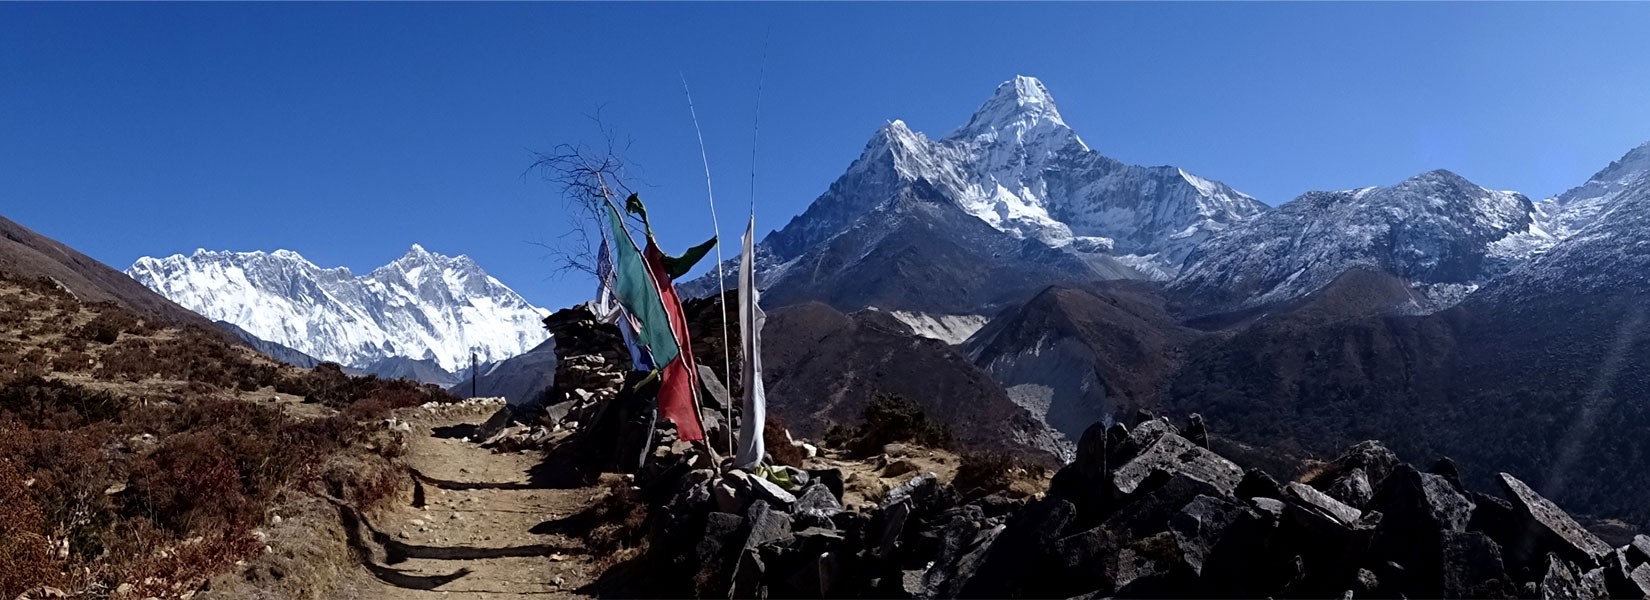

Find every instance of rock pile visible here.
[616,413,1648,599]
[541,306,627,427]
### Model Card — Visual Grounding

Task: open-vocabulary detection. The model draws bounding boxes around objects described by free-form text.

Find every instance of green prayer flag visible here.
[605,202,680,366]
[662,235,717,280]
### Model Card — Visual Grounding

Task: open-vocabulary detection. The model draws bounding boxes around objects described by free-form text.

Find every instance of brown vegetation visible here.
[0,271,450,598]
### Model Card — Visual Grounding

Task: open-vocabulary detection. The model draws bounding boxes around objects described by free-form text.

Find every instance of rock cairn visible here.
[616,414,1650,599]
[541,306,626,426]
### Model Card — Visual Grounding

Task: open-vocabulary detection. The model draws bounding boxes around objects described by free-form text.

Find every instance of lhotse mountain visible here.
[126,244,547,383]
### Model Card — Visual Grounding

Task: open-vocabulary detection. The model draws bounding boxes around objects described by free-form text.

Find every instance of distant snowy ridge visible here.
[1171,169,1550,314]
[126,245,548,375]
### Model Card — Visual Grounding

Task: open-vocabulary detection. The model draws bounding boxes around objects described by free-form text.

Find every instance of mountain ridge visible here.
[126,244,547,379]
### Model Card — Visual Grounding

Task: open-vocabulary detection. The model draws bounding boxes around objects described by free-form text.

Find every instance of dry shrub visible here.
[583,476,649,565]
[953,450,1047,499]
[0,426,119,563]
[0,376,129,429]
[0,456,62,599]
[289,364,456,417]
[824,393,955,458]
[74,305,146,345]
[763,415,808,468]
[51,348,94,372]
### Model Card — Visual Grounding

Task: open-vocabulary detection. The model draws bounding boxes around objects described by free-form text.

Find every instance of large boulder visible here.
[960,498,1077,598]
[1111,433,1243,497]
[1538,553,1608,600]
[1169,494,1255,576]
[1440,531,1512,598]
[1497,473,1613,569]
[1309,440,1400,492]
[1365,466,1479,597]
[1370,466,1475,534]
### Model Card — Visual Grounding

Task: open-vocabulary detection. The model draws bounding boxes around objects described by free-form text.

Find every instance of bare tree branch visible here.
[525,116,647,279]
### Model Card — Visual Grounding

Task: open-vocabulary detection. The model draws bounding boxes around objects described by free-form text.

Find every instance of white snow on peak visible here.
[125,246,547,373]
[1173,168,1548,313]
[1540,140,1650,239]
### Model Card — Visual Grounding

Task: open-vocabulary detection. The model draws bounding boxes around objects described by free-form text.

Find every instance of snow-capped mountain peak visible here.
[684,75,1266,312]
[951,75,1078,147]
[126,245,547,376]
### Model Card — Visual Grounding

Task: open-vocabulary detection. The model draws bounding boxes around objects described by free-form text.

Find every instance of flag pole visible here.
[681,75,737,463]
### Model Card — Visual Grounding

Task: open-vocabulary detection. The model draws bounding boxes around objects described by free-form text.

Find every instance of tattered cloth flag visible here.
[601,200,706,441]
[735,216,768,469]
[593,237,653,372]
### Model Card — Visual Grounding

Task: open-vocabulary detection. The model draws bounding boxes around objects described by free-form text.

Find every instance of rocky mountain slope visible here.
[762,301,1064,460]
[126,245,547,381]
[963,282,1197,445]
[686,76,1265,313]
[1163,142,1650,527]
[0,214,218,330]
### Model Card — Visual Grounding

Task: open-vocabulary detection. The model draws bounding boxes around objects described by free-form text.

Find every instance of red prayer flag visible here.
[642,243,706,441]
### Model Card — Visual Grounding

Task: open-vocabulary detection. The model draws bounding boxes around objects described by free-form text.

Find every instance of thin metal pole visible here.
[681,75,736,462]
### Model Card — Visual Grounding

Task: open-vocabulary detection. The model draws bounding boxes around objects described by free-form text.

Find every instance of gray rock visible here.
[1236,468,1284,500]
[744,500,794,549]
[750,473,798,508]
[869,498,912,561]
[883,472,939,508]
[1321,440,1400,491]
[1540,553,1605,600]
[1169,494,1253,575]
[1441,531,1509,598]
[696,364,731,410]
[1631,534,1650,566]
[1048,526,1118,597]
[1631,564,1650,597]
[1285,481,1362,526]
[1184,413,1209,448]
[1371,466,1474,533]
[1112,433,1243,497]
[1498,472,1613,567]
[1322,466,1373,509]
[928,522,1004,599]
[793,483,844,521]
[1105,475,1226,541]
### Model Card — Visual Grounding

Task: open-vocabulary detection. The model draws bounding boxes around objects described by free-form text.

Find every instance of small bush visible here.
[824,393,955,458]
[74,306,146,345]
[953,450,1045,498]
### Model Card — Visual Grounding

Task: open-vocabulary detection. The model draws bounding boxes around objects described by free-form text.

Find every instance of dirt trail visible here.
[340,405,605,599]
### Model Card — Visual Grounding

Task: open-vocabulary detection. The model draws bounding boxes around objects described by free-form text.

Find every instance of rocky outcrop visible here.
[598,414,1643,599]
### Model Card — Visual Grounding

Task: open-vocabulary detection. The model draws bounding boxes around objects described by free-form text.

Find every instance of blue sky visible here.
[4,2,1649,311]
